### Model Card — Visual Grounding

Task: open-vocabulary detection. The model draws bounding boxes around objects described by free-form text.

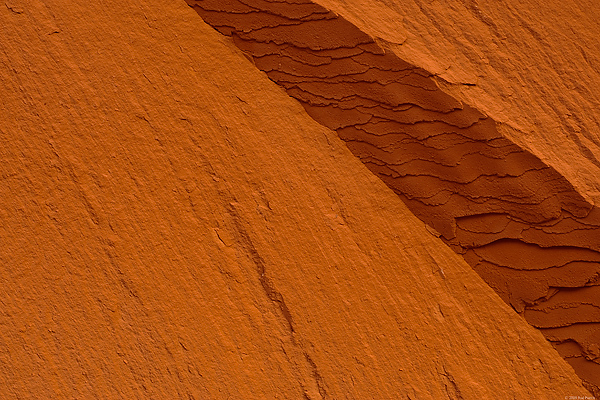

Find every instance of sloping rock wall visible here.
[187,0,600,394]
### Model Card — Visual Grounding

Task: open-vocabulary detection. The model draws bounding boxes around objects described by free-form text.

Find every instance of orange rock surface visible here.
[313,0,600,205]
[186,0,600,395]
[0,0,595,398]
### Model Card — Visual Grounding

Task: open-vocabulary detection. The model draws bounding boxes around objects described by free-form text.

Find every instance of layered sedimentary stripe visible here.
[186,0,600,394]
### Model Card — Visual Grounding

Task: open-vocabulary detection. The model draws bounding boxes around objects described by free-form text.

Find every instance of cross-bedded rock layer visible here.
[187,0,600,393]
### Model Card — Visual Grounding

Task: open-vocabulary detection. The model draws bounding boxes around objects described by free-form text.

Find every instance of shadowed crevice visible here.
[186,0,600,394]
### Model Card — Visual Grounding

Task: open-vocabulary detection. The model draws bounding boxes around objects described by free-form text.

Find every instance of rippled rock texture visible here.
[1,0,594,397]
[187,0,600,394]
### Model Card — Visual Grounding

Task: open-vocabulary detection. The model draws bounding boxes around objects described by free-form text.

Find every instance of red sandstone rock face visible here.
[187,0,600,394]
[0,0,595,398]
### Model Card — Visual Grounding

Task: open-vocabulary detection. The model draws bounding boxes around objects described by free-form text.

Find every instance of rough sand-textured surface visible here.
[313,0,600,205]
[188,0,600,394]
[0,0,596,398]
